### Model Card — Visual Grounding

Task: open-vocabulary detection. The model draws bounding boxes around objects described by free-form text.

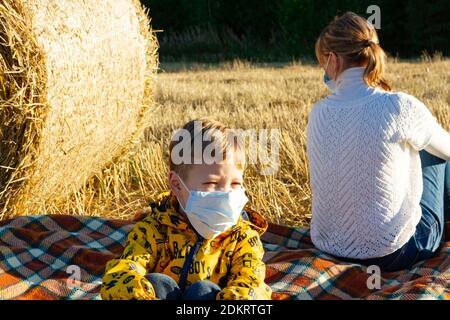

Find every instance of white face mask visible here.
[176,175,249,240]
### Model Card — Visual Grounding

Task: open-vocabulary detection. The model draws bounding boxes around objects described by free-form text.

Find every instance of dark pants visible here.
[347,149,450,272]
[145,273,221,300]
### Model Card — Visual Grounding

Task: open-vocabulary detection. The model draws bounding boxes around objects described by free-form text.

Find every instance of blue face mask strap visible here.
[176,174,190,193]
[323,53,335,82]
[324,53,332,71]
[175,173,191,212]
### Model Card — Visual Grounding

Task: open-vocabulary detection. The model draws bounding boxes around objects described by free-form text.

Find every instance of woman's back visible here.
[309,11,450,271]
[307,67,440,259]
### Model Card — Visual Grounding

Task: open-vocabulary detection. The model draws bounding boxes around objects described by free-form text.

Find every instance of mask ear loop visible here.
[324,53,331,70]
[175,173,191,213]
[324,53,332,79]
[176,173,190,193]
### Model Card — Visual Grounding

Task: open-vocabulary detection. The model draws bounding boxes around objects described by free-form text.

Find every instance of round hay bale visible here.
[0,0,159,219]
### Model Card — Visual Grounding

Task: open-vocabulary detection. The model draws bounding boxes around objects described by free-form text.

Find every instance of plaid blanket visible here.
[263,223,450,300]
[0,214,448,300]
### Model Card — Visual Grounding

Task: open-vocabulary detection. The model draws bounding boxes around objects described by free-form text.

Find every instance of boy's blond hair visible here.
[169,118,246,179]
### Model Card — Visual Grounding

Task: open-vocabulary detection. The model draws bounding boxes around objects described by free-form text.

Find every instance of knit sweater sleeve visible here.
[425,126,450,161]
[394,93,441,151]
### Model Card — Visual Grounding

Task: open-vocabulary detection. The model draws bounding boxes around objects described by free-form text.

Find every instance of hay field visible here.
[61,60,450,227]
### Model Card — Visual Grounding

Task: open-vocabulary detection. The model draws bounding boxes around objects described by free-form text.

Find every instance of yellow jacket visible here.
[101,191,272,300]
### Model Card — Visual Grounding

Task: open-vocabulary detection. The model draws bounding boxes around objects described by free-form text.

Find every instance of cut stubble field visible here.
[62,60,450,228]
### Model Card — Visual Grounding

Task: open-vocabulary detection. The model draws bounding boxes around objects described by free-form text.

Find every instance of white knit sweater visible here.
[306,67,445,259]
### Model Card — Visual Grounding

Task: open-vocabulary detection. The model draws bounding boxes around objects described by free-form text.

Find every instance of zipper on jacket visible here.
[178,233,203,292]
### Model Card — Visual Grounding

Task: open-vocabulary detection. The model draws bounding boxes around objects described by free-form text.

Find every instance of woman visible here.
[306,12,450,271]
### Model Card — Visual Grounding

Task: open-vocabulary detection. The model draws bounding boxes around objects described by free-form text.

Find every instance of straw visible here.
[0,0,159,219]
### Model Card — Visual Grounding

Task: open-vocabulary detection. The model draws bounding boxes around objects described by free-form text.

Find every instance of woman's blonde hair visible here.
[315,11,392,92]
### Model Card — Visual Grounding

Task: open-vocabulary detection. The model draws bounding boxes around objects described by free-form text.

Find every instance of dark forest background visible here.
[140,0,450,62]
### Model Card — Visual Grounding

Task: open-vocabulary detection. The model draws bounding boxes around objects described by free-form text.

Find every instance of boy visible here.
[101,118,272,300]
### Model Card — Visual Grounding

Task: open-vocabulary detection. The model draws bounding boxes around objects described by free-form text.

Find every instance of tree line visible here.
[141,0,450,62]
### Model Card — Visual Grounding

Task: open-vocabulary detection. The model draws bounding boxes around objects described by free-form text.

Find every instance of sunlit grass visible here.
[62,59,450,227]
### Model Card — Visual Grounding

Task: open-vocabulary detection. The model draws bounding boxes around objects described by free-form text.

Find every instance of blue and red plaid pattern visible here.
[262,223,450,300]
[0,215,133,299]
[0,214,448,299]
